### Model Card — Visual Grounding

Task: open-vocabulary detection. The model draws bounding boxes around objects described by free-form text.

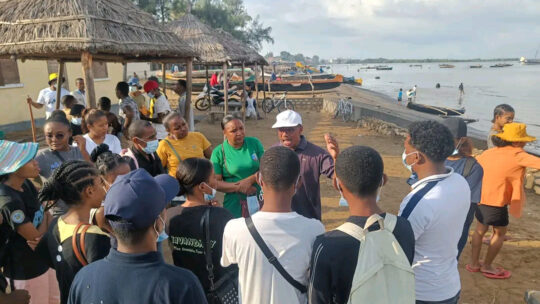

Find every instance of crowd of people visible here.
[1,73,539,304]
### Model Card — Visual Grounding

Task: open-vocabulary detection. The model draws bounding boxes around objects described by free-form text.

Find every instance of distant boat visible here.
[439,64,455,68]
[520,57,540,65]
[407,101,465,116]
[257,74,343,92]
[490,63,513,68]
[409,64,423,68]
[375,65,393,70]
[470,65,483,68]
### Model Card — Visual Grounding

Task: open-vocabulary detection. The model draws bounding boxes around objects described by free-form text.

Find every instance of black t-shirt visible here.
[36,217,110,304]
[308,213,415,304]
[128,149,166,177]
[0,181,49,280]
[166,205,236,293]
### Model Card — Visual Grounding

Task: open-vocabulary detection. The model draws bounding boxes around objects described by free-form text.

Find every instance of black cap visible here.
[441,117,467,138]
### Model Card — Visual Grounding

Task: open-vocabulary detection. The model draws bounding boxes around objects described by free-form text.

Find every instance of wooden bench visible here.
[208,101,243,123]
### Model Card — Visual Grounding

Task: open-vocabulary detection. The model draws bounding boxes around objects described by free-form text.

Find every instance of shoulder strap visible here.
[52,150,65,162]
[163,139,182,162]
[200,208,215,289]
[383,213,398,233]
[400,181,439,219]
[72,223,90,266]
[244,217,307,293]
[336,222,366,242]
[462,157,477,178]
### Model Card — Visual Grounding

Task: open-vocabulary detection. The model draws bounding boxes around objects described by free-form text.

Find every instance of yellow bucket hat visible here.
[496,123,536,142]
[49,73,58,82]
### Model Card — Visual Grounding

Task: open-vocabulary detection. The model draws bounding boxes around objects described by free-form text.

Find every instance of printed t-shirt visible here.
[309,213,415,304]
[150,95,171,140]
[398,169,469,302]
[118,96,140,122]
[68,249,207,304]
[157,132,212,177]
[82,134,121,155]
[37,87,70,117]
[36,217,110,304]
[166,205,235,293]
[0,181,49,280]
[210,137,264,218]
[477,146,540,217]
[221,211,325,304]
[35,147,84,179]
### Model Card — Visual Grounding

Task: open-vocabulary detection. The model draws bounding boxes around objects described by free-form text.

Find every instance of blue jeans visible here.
[416,291,460,304]
[457,203,477,259]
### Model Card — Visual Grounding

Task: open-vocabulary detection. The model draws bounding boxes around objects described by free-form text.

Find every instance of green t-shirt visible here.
[211,137,264,217]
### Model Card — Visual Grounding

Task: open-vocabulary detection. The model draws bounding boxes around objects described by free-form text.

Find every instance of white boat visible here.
[520,56,540,65]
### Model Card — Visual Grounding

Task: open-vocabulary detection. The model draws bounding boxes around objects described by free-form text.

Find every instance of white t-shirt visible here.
[221,211,325,304]
[82,134,122,156]
[71,90,86,106]
[151,94,171,140]
[398,168,470,302]
[37,87,70,116]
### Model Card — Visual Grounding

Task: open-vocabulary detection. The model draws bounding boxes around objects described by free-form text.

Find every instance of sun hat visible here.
[272,110,303,129]
[495,123,536,142]
[104,169,179,229]
[0,140,39,175]
[441,117,467,139]
[143,80,159,93]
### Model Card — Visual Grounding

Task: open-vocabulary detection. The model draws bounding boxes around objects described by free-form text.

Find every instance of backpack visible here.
[336,213,415,304]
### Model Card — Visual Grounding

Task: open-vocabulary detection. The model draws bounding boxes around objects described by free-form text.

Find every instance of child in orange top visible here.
[468,123,540,279]
[487,104,514,149]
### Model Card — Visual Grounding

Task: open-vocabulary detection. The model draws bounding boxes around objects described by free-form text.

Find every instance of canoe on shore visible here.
[406,101,465,116]
[257,74,343,92]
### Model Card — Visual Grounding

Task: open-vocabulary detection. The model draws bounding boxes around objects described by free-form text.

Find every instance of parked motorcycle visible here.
[195,85,241,111]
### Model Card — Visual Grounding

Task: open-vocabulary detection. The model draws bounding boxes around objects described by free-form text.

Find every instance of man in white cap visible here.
[272,110,339,220]
[27,73,70,119]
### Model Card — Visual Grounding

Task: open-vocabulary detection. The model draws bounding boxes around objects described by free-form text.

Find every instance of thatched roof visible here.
[0,0,197,62]
[169,13,266,65]
[215,29,267,66]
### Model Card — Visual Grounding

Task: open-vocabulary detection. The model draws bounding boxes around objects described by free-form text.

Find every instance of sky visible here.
[243,0,540,60]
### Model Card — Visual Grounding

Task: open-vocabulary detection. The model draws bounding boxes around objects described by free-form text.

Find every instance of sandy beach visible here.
[4,86,539,304]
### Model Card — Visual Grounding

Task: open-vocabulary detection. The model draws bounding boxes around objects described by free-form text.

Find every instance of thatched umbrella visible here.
[0,0,197,111]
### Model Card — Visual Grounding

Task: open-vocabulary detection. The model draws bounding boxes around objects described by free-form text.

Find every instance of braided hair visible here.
[90,144,130,176]
[39,160,100,205]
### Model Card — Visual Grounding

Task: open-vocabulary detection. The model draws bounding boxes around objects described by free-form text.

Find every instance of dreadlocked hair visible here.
[39,160,100,205]
[91,143,130,176]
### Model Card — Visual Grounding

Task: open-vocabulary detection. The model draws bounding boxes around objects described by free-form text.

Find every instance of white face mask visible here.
[402,150,419,172]
[452,138,464,156]
[202,182,217,201]
[337,177,384,206]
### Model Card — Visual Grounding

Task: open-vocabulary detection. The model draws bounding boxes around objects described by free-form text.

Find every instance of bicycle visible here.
[334,96,354,122]
[262,92,294,113]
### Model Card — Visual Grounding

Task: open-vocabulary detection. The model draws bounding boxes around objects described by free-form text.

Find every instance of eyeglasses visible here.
[45,133,66,140]
[278,127,297,133]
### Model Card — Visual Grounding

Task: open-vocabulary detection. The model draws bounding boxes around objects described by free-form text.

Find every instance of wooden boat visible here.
[490,63,513,68]
[406,101,465,116]
[280,73,336,80]
[439,64,455,68]
[470,65,483,68]
[257,74,343,92]
[375,65,393,70]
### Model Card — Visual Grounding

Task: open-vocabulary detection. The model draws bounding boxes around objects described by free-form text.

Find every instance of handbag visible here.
[201,208,239,304]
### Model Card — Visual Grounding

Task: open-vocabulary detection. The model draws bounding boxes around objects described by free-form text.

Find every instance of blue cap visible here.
[104,169,179,229]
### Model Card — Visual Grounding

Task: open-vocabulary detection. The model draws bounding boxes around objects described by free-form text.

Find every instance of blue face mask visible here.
[203,183,217,202]
[155,216,168,242]
[337,177,383,206]
[142,139,159,154]
[148,92,155,99]
[402,150,418,172]
[71,117,82,126]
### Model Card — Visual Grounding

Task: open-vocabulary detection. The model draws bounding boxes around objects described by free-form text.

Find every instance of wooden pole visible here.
[223,63,229,115]
[186,59,193,131]
[241,62,246,122]
[27,100,36,142]
[261,65,266,99]
[81,52,96,108]
[122,63,128,82]
[205,65,210,91]
[254,63,259,103]
[161,63,167,95]
[56,61,64,110]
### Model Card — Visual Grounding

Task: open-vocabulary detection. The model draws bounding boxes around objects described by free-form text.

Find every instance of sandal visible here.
[466,264,481,273]
[481,267,512,279]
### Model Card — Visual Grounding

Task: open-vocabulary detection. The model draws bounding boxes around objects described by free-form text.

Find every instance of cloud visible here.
[244,0,540,59]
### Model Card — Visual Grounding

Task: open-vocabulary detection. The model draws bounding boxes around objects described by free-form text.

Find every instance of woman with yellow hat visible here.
[468,123,540,279]
[27,73,70,119]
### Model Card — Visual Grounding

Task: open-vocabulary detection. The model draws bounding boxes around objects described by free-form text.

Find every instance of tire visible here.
[262,98,274,113]
[277,100,295,113]
[195,96,211,111]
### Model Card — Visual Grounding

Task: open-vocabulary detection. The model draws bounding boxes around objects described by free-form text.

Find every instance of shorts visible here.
[475,204,509,227]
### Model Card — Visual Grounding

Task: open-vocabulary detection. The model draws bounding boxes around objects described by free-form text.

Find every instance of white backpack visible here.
[336,213,415,304]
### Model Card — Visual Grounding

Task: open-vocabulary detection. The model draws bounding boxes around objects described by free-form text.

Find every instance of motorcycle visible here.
[195,85,241,111]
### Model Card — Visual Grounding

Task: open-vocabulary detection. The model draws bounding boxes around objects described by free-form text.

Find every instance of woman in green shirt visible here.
[211,115,264,217]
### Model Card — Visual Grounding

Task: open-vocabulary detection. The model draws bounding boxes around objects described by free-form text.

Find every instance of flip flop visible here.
[481,267,512,279]
[466,264,481,273]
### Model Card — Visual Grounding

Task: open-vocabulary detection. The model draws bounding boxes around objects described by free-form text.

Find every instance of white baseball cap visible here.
[272,110,303,129]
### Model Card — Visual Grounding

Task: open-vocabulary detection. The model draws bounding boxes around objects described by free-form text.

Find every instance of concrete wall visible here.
[0,60,123,132]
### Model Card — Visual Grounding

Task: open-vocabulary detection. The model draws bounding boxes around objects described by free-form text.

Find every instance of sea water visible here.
[329,62,540,149]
